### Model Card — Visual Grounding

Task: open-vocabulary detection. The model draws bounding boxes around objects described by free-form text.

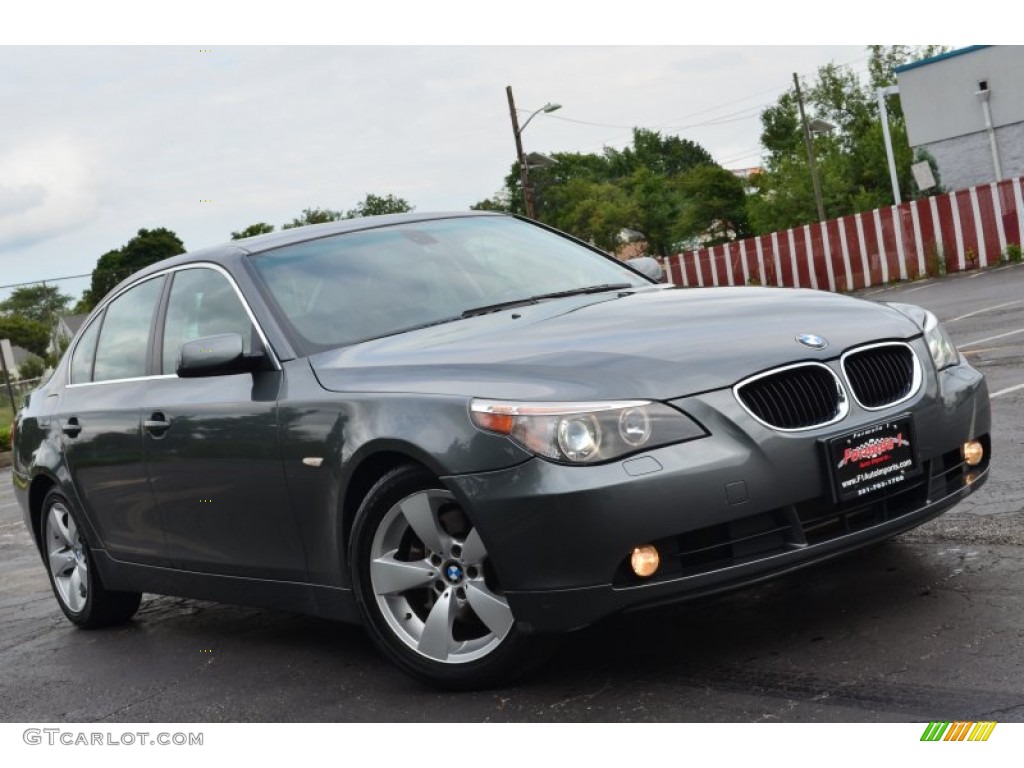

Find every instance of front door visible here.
[142,266,307,580]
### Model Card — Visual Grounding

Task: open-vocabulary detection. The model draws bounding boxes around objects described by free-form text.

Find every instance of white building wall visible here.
[897,46,1024,189]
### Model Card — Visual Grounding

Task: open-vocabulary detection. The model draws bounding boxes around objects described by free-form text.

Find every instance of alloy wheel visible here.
[369,488,514,664]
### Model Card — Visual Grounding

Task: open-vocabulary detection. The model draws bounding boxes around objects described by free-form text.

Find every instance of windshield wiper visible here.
[461,283,635,318]
[530,283,635,301]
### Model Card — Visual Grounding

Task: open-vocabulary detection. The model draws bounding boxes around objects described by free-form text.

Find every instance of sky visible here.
[0,3,971,305]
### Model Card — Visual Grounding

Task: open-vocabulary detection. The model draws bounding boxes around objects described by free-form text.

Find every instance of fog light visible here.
[963,440,984,466]
[630,545,660,578]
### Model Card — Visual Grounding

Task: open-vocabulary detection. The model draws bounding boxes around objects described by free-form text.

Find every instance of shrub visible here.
[0,425,11,450]
[1006,244,1022,263]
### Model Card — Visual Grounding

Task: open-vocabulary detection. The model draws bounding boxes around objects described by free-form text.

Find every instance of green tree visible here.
[676,165,750,246]
[16,354,46,381]
[605,128,715,179]
[0,284,71,326]
[748,45,949,234]
[545,179,640,252]
[0,314,50,357]
[282,207,345,230]
[231,222,275,240]
[82,228,186,311]
[344,193,414,219]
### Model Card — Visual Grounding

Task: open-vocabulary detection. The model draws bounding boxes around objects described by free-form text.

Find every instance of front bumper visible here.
[445,360,990,633]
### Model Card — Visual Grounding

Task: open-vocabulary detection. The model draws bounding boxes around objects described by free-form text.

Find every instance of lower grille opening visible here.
[613,438,989,587]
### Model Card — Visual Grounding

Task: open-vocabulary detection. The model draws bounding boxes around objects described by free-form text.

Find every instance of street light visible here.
[506,85,561,219]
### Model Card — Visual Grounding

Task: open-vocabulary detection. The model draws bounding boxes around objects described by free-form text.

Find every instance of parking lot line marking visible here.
[947,300,1024,323]
[991,382,1024,399]
[959,328,1024,349]
[900,281,934,294]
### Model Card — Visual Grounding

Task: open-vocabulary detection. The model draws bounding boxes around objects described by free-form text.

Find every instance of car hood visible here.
[309,286,922,401]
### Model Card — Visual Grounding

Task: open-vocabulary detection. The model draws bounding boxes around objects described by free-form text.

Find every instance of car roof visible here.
[105,211,509,301]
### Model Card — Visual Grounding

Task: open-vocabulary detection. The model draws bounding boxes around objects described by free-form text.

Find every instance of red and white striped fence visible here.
[666,176,1024,292]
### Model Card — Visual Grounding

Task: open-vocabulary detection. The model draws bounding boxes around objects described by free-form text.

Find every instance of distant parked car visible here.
[11,212,990,688]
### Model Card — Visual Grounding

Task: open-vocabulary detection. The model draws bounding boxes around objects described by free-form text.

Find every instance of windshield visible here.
[248,216,650,352]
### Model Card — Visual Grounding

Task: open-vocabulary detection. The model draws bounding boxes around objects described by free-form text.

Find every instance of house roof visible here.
[894,46,990,74]
[58,314,87,335]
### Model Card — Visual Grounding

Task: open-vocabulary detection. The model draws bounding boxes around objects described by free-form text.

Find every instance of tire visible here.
[41,488,142,628]
[349,465,553,689]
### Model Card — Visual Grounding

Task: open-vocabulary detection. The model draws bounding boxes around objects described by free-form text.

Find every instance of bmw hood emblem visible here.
[796,333,828,350]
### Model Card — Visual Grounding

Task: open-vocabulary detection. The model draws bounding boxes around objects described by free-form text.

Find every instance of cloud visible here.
[0,136,99,250]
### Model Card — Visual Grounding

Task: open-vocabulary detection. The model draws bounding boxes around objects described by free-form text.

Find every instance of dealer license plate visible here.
[828,417,916,503]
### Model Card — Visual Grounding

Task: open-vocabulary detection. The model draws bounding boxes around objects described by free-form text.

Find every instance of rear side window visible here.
[161,268,253,374]
[92,277,164,382]
[69,317,102,384]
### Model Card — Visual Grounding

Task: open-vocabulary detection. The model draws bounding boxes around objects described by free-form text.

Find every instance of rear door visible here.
[58,275,168,564]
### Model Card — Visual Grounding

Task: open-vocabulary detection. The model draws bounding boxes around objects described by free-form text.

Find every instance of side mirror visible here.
[176,333,265,378]
[629,256,665,283]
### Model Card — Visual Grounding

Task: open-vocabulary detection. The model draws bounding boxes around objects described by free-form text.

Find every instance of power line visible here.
[522,51,872,155]
[0,273,92,291]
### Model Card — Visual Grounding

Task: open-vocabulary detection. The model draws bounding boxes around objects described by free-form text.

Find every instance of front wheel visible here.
[350,465,551,689]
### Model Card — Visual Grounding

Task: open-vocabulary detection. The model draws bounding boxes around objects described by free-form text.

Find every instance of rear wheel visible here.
[350,465,551,689]
[42,489,142,628]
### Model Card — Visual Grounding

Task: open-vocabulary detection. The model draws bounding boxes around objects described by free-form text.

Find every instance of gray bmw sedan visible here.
[11,212,990,688]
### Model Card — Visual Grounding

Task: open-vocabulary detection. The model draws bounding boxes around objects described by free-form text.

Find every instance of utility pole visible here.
[506,86,561,220]
[793,72,826,222]
[506,86,535,219]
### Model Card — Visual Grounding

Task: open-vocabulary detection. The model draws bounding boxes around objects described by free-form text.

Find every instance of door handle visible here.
[62,417,82,438]
[144,412,171,436]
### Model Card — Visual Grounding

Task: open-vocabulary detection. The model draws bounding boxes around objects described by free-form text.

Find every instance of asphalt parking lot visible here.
[3,263,1024,722]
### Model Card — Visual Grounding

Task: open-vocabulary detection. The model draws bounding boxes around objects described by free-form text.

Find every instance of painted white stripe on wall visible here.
[892,206,909,281]
[708,246,720,286]
[787,229,800,288]
[929,195,943,269]
[951,191,966,271]
[872,208,890,284]
[739,241,750,285]
[770,231,783,287]
[855,212,871,288]
[694,250,705,287]
[969,185,987,268]
[910,201,926,277]
[991,182,1007,258]
[800,226,816,289]
[679,254,690,287]
[821,224,836,292]
[724,243,735,286]
[755,237,766,285]
[836,218,853,291]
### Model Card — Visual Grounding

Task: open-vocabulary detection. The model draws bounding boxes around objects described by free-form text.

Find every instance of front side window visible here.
[161,268,253,374]
[92,277,163,382]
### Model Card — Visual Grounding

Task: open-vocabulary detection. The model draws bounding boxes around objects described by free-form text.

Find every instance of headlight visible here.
[470,399,706,464]
[923,310,959,370]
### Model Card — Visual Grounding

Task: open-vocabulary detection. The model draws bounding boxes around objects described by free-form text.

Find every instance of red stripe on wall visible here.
[916,198,939,276]
[975,183,1001,265]
[954,189,980,270]
[1001,178,1023,248]
[840,216,864,290]
[932,194,959,274]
